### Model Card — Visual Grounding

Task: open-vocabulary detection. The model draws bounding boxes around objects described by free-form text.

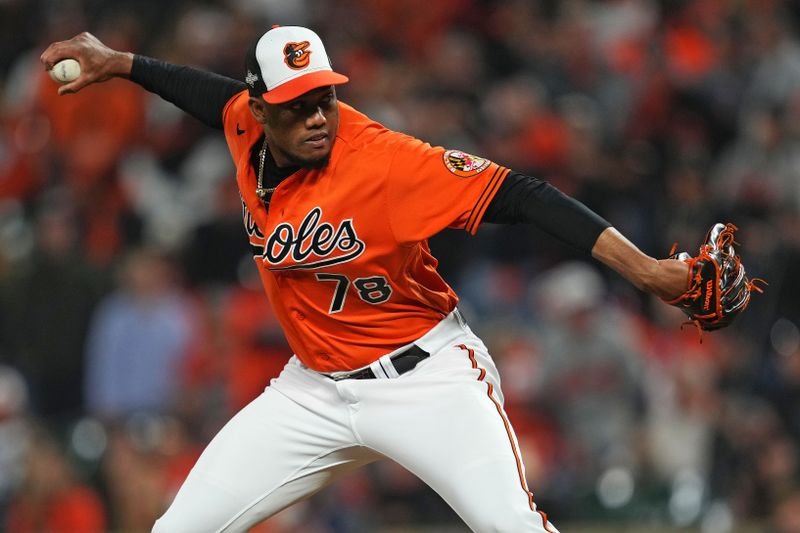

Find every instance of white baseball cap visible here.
[244,25,349,104]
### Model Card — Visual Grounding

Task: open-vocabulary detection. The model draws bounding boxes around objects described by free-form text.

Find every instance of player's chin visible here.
[295,145,332,169]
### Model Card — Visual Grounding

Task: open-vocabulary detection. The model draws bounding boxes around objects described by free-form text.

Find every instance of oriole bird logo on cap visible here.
[284,41,312,70]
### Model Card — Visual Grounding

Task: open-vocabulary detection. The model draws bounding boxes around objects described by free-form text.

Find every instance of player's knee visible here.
[470,508,556,533]
[152,513,184,533]
[151,514,170,533]
[152,510,214,533]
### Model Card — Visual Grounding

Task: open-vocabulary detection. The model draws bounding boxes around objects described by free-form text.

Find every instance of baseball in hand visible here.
[49,58,81,83]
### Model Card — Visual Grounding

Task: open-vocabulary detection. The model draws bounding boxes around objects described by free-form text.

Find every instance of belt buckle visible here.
[329,345,430,381]
[331,367,371,381]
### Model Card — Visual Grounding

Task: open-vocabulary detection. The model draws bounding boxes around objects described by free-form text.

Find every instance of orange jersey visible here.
[222,92,508,372]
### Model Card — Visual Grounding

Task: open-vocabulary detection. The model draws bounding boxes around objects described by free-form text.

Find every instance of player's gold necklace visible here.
[256,138,276,202]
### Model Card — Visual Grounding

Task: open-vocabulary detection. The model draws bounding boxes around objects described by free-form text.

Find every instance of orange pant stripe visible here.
[458,344,555,533]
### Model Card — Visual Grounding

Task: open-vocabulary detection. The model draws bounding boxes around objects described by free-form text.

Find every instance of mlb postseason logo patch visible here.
[443,150,491,178]
[245,70,259,87]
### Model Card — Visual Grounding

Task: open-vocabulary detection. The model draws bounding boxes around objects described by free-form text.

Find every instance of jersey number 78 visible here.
[315,273,392,313]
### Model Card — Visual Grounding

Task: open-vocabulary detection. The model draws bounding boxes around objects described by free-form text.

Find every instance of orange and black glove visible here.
[664,223,766,331]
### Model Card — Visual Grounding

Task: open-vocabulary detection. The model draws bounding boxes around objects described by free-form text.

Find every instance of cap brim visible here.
[262,71,349,104]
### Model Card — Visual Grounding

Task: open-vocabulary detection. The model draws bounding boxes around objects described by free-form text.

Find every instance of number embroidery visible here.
[354,276,392,304]
[315,274,392,313]
[315,273,350,314]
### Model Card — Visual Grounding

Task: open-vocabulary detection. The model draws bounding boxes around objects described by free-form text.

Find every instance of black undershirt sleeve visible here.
[129,55,246,130]
[482,172,611,254]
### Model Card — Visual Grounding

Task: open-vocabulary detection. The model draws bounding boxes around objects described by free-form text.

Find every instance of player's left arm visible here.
[483,172,687,300]
[590,228,687,300]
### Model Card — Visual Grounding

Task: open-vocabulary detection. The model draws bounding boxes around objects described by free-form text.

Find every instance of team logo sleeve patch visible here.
[385,138,507,243]
[443,150,492,178]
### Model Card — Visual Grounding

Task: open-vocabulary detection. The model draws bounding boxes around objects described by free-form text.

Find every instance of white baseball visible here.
[49,58,81,83]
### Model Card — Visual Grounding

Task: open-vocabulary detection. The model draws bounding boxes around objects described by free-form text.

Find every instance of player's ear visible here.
[248,96,269,124]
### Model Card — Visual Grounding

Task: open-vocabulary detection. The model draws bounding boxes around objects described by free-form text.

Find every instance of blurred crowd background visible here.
[0,0,798,531]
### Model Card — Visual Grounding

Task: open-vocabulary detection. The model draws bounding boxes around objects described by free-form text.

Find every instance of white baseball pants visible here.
[152,310,558,533]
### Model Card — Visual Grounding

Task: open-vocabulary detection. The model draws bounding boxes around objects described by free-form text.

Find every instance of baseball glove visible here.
[664,223,765,332]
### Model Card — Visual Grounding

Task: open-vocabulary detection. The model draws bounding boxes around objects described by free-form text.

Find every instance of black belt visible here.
[329,345,430,381]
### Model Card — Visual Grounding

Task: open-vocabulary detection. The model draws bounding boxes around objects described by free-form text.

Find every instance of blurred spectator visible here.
[709,394,784,520]
[181,178,252,287]
[84,248,194,421]
[25,16,146,264]
[711,105,800,213]
[530,262,644,486]
[635,301,721,490]
[0,365,30,523]
[372,461,456,526]
[102,416,199,531]
[771,487,800,533]
[741,6,800,118]
[760,329,800,443]
[0,190,106,419]
[643,353,717,480]
[5,423,106,533]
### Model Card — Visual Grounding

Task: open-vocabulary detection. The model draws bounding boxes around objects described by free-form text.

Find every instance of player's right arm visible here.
[40,32,133,95]
[40,32,244,130]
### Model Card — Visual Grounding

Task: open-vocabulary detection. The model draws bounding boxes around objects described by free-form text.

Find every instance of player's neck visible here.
[252,136,299,186]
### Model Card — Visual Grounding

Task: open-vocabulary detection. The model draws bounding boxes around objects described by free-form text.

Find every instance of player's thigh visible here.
[358,344,558,533]
[154,444,375,533]
[153,381,375,533]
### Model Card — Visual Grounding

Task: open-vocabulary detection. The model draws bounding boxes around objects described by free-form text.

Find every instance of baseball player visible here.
[40,26,694,533]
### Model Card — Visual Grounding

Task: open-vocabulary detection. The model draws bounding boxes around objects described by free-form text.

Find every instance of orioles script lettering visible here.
[264,207,365,270]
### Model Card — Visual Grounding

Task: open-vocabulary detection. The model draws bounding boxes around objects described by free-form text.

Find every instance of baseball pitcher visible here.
[41,25,761,533]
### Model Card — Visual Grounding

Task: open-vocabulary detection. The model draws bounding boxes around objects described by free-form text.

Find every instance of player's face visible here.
[262,86,339,169]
